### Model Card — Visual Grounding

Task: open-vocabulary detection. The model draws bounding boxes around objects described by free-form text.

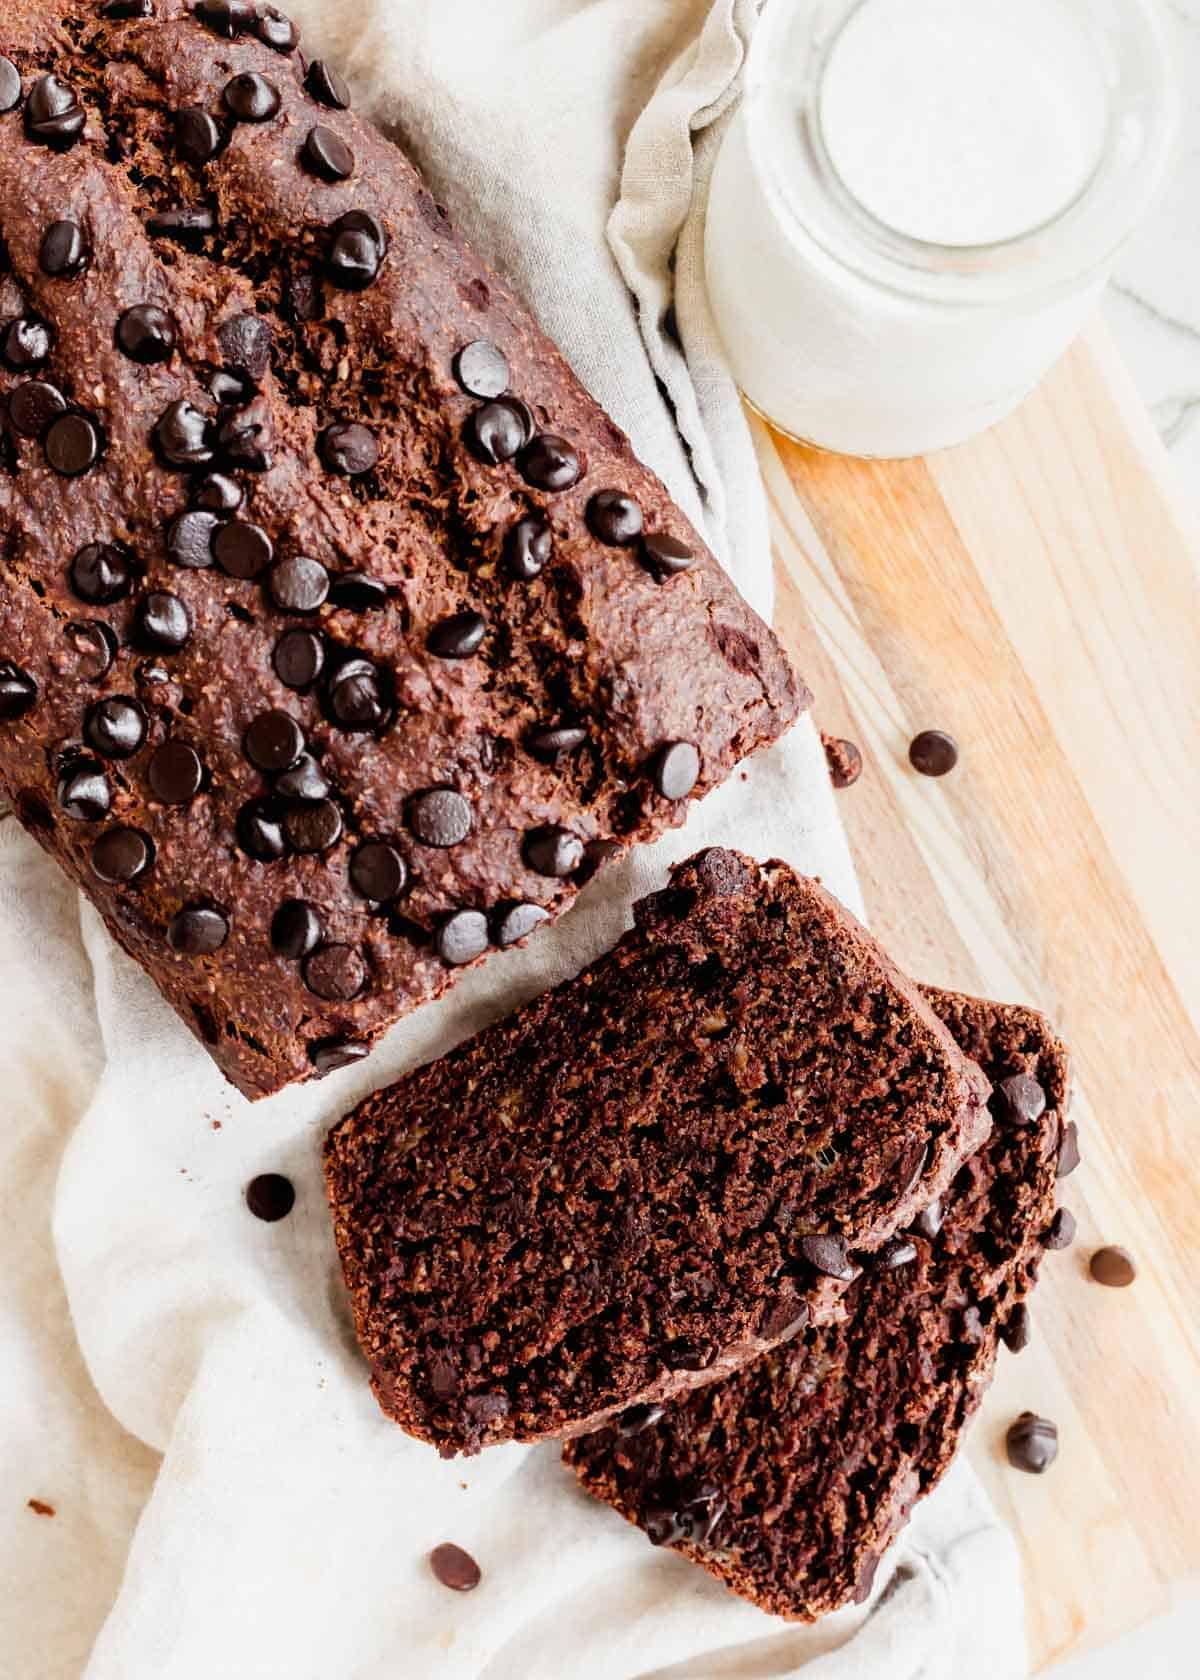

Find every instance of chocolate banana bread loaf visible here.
[564,986,1072,1621]
[324,849,992,1456]
[0,2,802,1099]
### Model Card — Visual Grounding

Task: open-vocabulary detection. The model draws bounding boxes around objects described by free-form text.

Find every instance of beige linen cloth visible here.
[0,2,1026,1674]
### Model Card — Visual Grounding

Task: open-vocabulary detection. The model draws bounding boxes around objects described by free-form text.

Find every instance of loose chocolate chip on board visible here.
[1089,1245,1136,1288]
[409,788,472,848]
[57,759,111,821]
[1042,1208,1076,1250]
[271,900,323,960]
[245,1172,295,1221]
[116,304,176,364]
[45,413,102,477]
[427,611,486,659]
[1000,1303,1031,1353]
[435,910,490,967]
[641,531,694,578]
[822,733,863,789]
[224,73,281,124]
[39,220,88,278]
[653,741,700,801]
[0,663,39,720]
[3,318,52,371]
[168,905,229,955]
[304,942,366,1000]
[92,826,153,884]
[909,729,959,777]
[429,1544,481,1592]
[587,490,643,546]
[303,125,354,181]
[505,516,552,580]
[350,842,408,903]
[305,59,352,110]
[454,340,510,400]
[996,1073,1046,1126]
[0,57,21,114]
[1006,1412,1058,1474]
[148,740,204,804]
[523,825,584,878]
[493,901,550,948]
[520,432,582,491]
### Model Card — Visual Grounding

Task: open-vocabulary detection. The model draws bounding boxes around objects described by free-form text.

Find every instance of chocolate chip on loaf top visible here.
[0,2,802,1099]
[564,985,1071,1621]
[323,850,991,1456]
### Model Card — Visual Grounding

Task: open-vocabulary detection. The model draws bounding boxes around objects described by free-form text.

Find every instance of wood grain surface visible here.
[756,321,1200,1672]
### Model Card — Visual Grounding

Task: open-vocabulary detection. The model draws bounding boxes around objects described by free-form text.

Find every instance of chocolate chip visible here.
[256,6,299,52]
[454,340,509,400]
[268,555,329,613]
[244,710,304,772]
[175,107,222,165]
[427,610,486,659]
[216,398,272,472]
[271,899,322,959]
[168,905,229,955]
[1000,1303,1031,1353]
[653,741,700,801]
[1042,1207,1076,1250]
[909,729,959,777]
[496,395,535,447]
[210,364,250,402]
[146,206,217,243]
[428,1543,480,1593]
[823,734,863,790]
[0,57,20,114]
[350,842,407,903]
[872,1236,918,1270]
[1056,1119,1080,1177]
[465,400,526,465]
[148,739,204,804]
[187,480,240,522]
[64,620,118,681]
[644,1483,726,1548]
[304,942,365,1000]
[9,380,67,437]
[997,1073,1046,1126]
[0,662,38,720]
[3,318,52,372]
[217,312,274,379]
[45,412,101,476]
[326,209,384,290]
[284,267,323,323]
[116,304,176,365]
[155,400,213,469]
[25,75,85,149]
[85,695,146,759]
[166,510,219,569]
[328,572,387,610]
[284,798,343,854]
[1005,1412,1058,1474]
[223,73,280,123]
[273,753,330,802]
[70,541,132,604]
[318,421,379,477]
[39,220,88,279]
[101,0,154,15]
[587,490,643,546]
[273,628,324,689]
[303,124,354,181]
[523,825,583,878]
[305,59,351,110]
[617,1404,665,1437]
[245,1172,295,1220]
[326,657,387,731]
[196,0,257,33]
[526,725,587,765]
[505,516,552,580]
[57,758,111,821]
[236,798,288,861]
[435,910,489,966]
[641,531,695,579]
[92,826,153,884]
[309,1036,369,1076]
[519,432,581,492]
[493,901,549,948]
[799,1232,857,1280]
[214,520,273,579]
[912,1198,944,1239]
[409,788,472,849]
[1089,1244,1136,1288]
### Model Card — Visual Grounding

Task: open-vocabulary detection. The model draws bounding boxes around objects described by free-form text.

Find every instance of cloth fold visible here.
[0,2,1026,1675]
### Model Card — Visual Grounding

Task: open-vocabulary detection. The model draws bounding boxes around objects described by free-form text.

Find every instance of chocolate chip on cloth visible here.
[324,852,993,1456]
[0,8,801,1100]
[565,979,1069,1619]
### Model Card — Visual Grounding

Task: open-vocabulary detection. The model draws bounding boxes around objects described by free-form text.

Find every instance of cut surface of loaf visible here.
[324,849,991,1456]
[0,2,802,1099]
[564,986,1071,1621]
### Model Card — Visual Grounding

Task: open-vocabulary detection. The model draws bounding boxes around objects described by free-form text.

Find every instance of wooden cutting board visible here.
[756,320,1200,1672]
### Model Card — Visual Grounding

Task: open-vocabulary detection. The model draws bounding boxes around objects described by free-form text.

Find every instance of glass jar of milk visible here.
[706,0,1177,457]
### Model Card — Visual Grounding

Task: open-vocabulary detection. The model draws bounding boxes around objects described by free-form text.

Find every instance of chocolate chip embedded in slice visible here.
[303,942,366,1000]
[191,472,244,513]
[305,58,352,109]
[435,909,490,967]
[134,592,190,656]
[309,1035,370,1076]
[350,842,408,903]
[643,1482,727,1549]
[526,725,587,765]
[39,220,88,279]
[996,1072,1046,1126]
[155,400,213,469]
[268,556,329,614]
[325,657,388,732]
[283,798,343,854]
[147,739,204,804]
[3,318,52,371]
[1005,1411,1058,1474]
[465,400,527,465]
[0,662,39,721]
[909,729,959,777]
[454,340,510,400]
[70,541,133,604]
[1089,1244,1136,1288]
[1042,1207,1076,1250]
[871,1235,917,1271]
[175,107,222,166]
[91,826,154,884]
[25,75,85,150]
[214,520,274,580]
[504,516,552,580]
[273,753,330,802]
[101,0,153,13]
[319,422,379,476]
[587,490,643,546]
[328,572,388,610]
[427,611,486,659]
[271,899,323,960]
[428,1543,481,1593]
[616,1404,665,1438]
[84,695,146,759]
[167,905,229,955]
[519,432,582,492]
[256,6,299,53]
[273,629,325,690]
[167,510,220,570]
[196,0,258,34]
[0,56,21,114]
[63,621,116,682]
[523,824,584,878]
[325,210,385,290]
[116,304,176,365]
[45,412,102,477]
[245,1172,295,1221]
[215,399,273,472]
[244,710,305,772]
[236,797,288,861]
[641,531,695,579]
[409,788,472,849]
[57,758,111,821]
[223,72,281,123]
[146,207,217,243]
[653,741,700,801]
[493,901,550,949]
[217,312,274,379]
[1056,1120,1081,1178]
[302,124,354,181]
[9,380,68,437]
[1000,1303,1031,1352]
[798,1233,858,1280]
[912,1197,945,1239]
